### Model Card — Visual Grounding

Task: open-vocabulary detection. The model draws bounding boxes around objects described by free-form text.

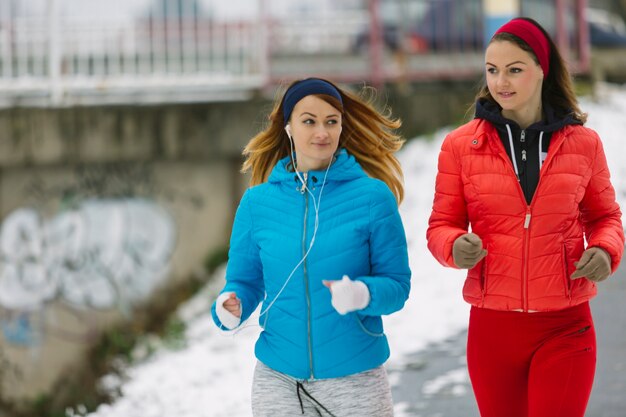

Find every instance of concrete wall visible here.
[0,161,236,400]
[0,102,263,404]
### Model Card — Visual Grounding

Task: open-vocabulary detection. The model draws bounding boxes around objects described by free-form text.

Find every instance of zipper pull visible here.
[299,172,308,194]
[521,150,527,161]
[520,130,526,142]
[524,213,531,228]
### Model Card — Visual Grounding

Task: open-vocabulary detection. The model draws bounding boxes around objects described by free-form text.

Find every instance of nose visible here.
[314,124,331,137]
[496,72,510,86]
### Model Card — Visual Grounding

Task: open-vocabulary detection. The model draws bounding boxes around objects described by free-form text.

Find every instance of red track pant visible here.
[467,302,596,417]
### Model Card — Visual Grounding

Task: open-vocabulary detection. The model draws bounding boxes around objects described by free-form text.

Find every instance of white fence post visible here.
[258,0,270,85]
[47,0,62,105]
[1,0,13,79]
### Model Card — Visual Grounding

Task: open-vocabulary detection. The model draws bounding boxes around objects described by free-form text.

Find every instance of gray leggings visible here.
[251,361,394,417]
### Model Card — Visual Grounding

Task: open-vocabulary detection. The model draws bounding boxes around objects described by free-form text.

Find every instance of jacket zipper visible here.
[522,209,531,311]
[520,130,528,203]
[491,126,568,311]
[301,174,315,380]
[520,130,530,311]
[493,131,534,312]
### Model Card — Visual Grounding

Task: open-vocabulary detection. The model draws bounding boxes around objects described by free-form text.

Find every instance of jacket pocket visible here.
[562,245,572,297]
[480,256,489,296]
[355,315,384,338]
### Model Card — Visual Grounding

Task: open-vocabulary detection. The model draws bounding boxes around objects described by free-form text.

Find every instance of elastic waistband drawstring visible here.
[296,381,338,417]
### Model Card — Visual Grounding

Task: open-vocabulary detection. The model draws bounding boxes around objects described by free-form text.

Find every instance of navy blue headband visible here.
[282,78,343,126]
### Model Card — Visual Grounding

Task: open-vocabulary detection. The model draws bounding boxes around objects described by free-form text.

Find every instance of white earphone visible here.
[285,124,308,191]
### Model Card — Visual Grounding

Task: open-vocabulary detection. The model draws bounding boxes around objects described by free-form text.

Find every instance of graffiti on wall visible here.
[0,198,176,346]
[0,161,211,351]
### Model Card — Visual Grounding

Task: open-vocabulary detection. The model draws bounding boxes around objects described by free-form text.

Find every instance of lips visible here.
[498,92,515,98]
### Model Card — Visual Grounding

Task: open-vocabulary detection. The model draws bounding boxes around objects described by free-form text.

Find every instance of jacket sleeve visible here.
[426,135,469,268]
[211,190,265,329]
[580,134,625,272]
[357,182,411,316]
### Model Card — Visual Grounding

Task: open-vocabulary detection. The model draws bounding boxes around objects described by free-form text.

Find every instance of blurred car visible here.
[351,0,483,54]
[353,0,626,54]
[523,3,626,48]
[586,7,626,47]
[413,0,483,52]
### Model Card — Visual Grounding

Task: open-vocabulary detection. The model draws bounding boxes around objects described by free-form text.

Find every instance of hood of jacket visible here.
[475,98,580,135]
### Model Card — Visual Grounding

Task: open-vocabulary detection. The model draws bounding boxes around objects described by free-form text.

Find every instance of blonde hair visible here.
[242,79,406,204]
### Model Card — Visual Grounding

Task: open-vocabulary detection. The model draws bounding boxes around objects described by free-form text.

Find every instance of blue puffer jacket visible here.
[211,149,411,380]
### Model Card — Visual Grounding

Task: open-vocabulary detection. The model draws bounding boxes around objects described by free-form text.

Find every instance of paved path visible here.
[391,258,626,417]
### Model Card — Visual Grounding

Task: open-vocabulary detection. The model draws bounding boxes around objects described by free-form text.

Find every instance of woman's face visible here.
[286,95,342,172]
[485,40,544,124]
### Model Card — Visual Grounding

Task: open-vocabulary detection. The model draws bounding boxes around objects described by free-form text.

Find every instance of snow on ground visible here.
[78,84,626,417]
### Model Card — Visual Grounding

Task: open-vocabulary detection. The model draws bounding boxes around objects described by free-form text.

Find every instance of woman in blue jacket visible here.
[211,78,411,416]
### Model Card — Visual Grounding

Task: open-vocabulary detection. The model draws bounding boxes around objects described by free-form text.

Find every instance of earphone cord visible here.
[227,139,333,336]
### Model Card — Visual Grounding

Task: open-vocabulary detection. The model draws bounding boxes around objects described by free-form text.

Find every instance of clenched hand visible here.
[323,275,370,315]
[453,233,487,269]
[215,292,242,330]
[571,247,612,282]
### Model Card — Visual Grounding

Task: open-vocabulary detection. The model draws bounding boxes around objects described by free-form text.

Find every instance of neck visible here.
[503,104,543,130]
[295,157,335,173]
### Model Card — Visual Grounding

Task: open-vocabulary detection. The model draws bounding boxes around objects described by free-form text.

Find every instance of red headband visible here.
[494,18,550,79]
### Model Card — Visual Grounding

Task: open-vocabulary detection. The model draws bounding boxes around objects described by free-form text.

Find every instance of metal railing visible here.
[0,0,589,107]
[0,0,269,106]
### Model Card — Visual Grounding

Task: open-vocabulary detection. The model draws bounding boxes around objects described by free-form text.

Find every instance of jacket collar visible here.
[267,148,366,184]
[470,118,576,172]
[475,98,580,133]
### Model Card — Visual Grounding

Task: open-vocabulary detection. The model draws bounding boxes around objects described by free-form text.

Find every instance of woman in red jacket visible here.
[427,17,624,417]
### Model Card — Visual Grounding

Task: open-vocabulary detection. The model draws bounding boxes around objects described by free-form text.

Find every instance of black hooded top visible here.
[475,99,582,204]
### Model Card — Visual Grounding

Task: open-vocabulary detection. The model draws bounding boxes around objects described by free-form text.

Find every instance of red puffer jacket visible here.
[427,119,624,312]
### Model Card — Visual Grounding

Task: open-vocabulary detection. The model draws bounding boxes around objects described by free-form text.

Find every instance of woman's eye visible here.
[487,67,497,74]
[510,67,522,73]
[327,119,339,125]
[303,119,315,125]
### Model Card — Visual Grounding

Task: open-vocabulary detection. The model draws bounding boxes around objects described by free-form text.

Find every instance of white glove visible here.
[215,292,241,330]
[324,275,370,315]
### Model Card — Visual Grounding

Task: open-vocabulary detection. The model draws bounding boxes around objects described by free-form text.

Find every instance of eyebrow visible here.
[298,112,340,118]
[485,60,527,67]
